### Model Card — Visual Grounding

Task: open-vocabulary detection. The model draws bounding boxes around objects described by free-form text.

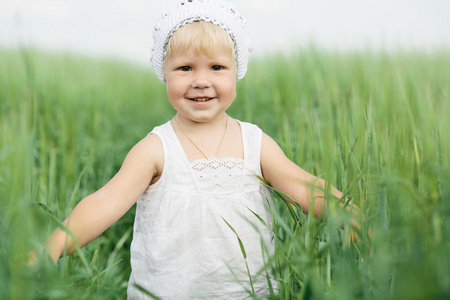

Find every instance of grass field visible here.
[1,47,449,299]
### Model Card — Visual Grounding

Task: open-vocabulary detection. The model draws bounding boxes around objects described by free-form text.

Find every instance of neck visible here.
[172,114,230,160]
[174,114,229,132]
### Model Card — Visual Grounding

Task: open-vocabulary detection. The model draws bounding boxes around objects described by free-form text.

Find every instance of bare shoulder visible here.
[260,133,296,182]
[260,133,296,167]
[261,133,283,158]
[125,133,164,179]
[260,133,316,202]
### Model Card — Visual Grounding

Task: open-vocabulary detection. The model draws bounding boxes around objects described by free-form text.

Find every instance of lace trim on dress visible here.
[191,158,244,171]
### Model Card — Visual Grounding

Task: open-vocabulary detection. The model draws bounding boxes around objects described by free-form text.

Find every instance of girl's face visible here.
[164,44,237,125]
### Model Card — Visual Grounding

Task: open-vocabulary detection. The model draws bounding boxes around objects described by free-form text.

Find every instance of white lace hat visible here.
[151,0,252,83]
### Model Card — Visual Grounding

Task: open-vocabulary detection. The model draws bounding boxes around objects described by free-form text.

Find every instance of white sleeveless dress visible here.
[127,120,275,299]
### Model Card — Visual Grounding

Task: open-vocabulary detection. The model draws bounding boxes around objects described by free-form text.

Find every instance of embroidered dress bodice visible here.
[127,120,274,299]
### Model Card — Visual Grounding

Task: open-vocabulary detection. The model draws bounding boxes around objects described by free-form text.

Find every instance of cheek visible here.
[165,75,181,95]
[165,82,178,105]
[225,78,237,98]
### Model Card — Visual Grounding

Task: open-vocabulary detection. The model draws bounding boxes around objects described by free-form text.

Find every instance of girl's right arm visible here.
[45,134,163,263]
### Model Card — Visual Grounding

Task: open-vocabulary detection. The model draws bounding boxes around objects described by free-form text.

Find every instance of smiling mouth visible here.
[188,97,215,102]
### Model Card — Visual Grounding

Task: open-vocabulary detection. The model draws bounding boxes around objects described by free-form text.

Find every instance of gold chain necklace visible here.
[173,116,229,160]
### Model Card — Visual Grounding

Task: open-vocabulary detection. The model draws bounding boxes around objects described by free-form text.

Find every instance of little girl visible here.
[41,0,362,299]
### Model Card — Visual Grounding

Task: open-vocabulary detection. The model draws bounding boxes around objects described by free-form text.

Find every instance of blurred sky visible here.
[1,0,449,65]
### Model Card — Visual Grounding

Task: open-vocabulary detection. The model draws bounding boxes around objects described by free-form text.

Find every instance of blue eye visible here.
[179,66,191,71]
[211,65,223,71]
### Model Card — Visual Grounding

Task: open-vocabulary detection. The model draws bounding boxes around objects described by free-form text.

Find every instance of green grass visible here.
[1,47,449,299]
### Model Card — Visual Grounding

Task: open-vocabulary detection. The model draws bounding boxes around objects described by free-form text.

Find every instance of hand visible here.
[343,221,372,257]
[28,249,38,267]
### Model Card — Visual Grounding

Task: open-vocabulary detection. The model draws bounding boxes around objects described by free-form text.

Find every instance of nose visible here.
[191,70,211,89]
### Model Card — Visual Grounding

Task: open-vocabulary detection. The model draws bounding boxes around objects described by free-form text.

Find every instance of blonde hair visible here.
[164,21,235,63]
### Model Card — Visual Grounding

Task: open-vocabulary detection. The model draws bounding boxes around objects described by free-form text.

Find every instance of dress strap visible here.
[239,121,264,184]
[149,121,197,193]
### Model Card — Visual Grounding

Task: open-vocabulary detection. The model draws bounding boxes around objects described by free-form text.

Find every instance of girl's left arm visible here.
[260,133,340,217]
[260,133,366,241]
